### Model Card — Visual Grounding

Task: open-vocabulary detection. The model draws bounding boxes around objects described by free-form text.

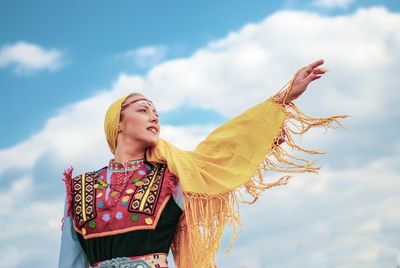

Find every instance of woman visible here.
[59,59,347,268]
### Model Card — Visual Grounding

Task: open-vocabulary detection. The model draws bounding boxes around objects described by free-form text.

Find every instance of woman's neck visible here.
[113,142,146,165]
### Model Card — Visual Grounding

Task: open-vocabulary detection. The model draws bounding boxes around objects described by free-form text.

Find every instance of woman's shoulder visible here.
[64,166,107,181]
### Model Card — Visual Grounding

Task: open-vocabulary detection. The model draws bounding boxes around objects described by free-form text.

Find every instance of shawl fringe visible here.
[172,80,349,267]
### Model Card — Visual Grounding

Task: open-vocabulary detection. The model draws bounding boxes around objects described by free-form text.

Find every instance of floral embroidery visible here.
[115,212,123,220]
[109,159,145,172]
[126,189,134,194]
[145,218,153,225]
[131,214,139,222]
[110,191,119,197]
[97,201,104,208]
[89,220,96,229]
[134,181,144,187]
[94,178,107,190]
[102,213,111,222]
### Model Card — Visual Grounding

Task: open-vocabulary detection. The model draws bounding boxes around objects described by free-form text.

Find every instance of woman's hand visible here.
[273,59,327,104]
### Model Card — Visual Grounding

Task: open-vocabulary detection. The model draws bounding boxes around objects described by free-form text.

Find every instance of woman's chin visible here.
[147,137,160,147]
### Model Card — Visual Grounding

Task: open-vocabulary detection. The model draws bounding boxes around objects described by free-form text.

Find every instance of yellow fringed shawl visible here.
[104,78,348,268]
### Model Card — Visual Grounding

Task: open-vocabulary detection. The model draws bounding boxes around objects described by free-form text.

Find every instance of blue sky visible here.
[1,0,400,267]
[1,0,399,148]
[1,0,284,148]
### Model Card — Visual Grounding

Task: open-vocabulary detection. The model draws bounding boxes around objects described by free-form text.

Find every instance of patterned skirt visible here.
[91,253,168,268]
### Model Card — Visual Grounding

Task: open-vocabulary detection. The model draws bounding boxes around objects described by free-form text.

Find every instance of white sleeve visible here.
[172,180,184,210]
[58,201,90,268]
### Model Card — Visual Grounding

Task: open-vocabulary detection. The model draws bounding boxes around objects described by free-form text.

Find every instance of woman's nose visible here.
[150,114,159,124]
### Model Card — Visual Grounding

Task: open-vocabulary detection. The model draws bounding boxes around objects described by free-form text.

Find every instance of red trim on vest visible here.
[62,166,74,217]
[164,171,178,196]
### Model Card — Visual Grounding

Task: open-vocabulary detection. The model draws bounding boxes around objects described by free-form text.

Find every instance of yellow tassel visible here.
[171,72,349,268]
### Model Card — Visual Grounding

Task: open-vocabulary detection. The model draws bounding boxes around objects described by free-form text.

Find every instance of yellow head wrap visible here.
[104,95,129,155]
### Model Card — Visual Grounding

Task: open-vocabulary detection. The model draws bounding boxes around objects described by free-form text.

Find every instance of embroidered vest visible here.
[67,162,183,264]
[70,163,178,237]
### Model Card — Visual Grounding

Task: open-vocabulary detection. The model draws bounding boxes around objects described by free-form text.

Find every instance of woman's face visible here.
[118,95,160,148]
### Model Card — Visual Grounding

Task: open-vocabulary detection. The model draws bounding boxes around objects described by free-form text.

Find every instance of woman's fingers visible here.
[300,59,325,83]
[304,69,324,83]
[303,59,325,74]
[310,59,324,69]
[313,68,326,75]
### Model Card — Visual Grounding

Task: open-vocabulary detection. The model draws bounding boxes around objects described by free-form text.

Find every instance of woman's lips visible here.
[147,126,158,134]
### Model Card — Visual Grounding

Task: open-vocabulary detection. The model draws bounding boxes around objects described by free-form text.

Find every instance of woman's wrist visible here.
[272,91,292,105]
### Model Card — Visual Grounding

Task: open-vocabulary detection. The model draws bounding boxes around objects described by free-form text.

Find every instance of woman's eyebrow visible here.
[136,104,158,114]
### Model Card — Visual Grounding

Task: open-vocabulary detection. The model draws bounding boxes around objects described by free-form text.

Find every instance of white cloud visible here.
[0,41,66,74]
[313,0,353,9]
[117,45,168,69]
[218,154,400,267]
[0,175,65,267]
[138,7,400,124]
[0,6,400,267]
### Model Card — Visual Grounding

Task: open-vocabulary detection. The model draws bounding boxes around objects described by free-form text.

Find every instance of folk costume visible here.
[59,75,347,268]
